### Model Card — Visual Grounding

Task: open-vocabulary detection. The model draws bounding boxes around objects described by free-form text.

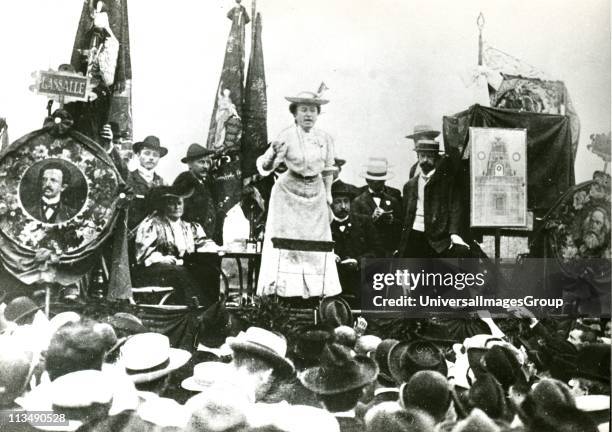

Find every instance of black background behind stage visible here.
[443,104,574,215]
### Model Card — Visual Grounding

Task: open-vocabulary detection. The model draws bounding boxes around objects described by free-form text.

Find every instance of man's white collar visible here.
[42,195,61,205]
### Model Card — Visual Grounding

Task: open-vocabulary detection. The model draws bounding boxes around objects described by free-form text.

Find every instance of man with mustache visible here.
[331,181,383,304]
[397,139,469,259]
[126,135,167,229]
[26,161,77,224]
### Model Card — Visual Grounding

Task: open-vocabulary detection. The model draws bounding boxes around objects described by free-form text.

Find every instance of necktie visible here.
[43,203,58,220]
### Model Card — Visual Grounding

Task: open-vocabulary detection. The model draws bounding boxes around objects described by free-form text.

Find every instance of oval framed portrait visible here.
[0,132,120,254]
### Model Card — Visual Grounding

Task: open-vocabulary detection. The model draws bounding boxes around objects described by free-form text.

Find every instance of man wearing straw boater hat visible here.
[352,157,402,257]
[397,137,469,259]
[127,135,168,229]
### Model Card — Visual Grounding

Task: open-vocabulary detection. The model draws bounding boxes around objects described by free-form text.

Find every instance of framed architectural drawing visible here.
[470,127,527,228]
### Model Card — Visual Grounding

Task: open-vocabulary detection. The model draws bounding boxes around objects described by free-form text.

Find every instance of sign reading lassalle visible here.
[30,69,90,102]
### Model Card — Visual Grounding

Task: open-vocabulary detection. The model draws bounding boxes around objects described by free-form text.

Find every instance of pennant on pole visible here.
[241,12,268,182]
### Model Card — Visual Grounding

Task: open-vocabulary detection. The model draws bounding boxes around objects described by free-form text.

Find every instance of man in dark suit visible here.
[173,143,221,244]
[26,162,77,223]
[331,181,383,304]
[173,144,222,302]
[397,139,469,259]
[126,135,167,229]
[352,157,402,257]
[332,157,360,198]
[405,124,442,179]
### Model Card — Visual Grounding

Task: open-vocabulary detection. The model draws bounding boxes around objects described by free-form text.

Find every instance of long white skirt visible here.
[256,171,341,298]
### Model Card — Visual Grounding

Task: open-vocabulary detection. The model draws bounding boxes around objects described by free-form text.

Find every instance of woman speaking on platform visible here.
[255,89,341,298]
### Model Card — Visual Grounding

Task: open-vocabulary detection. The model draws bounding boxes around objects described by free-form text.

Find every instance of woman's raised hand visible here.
[271,141,286,155]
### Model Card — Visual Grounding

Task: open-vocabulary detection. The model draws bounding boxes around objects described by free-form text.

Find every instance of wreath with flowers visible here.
[545,171,611,281]
[0,131,119,254]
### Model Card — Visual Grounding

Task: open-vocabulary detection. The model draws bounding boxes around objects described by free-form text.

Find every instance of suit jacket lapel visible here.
[363,190,377,212]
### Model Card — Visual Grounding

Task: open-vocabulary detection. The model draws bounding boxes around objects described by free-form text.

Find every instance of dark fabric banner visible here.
[241,13,268,182]
[68,0,132,140]
[443,104,575,213]
[206,5,249,217]
[491,74,580,161]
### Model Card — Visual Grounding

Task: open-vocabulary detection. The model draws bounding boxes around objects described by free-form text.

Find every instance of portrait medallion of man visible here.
[19,159,86,224]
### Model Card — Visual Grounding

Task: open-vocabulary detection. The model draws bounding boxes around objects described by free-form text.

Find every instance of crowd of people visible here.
[0,293,610,431]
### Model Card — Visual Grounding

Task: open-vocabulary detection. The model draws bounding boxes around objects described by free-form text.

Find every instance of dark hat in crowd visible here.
[414,320,457,345]
[334,157,346,167]
[331,181,357,200]
[468,345,522,391]
[520,378,576,425]
[400,370,451,423]
[181,143,215,163]
[388,340,447,384]
[228,327,295,377]
[467,373,508,421]
[198,299,240,348]
[405,124,441,141]
[4,296,40,324]
[300,343,379,395]
[375,339,399,386]
[145,184,194,214]
[133,135,168,157]
[101,313,147,339]
[294,324,335,366]
[319,297,353,328]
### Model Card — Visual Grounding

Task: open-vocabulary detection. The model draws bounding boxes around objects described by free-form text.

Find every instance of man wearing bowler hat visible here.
[352,157,402,257]
[173,143,221,245]
[127,135,168,228]
[405,124,442,179]
[331,181,383,304]
[397,138,469,259]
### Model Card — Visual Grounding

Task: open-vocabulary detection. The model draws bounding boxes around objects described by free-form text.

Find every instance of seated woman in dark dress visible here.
[133,185,219,305]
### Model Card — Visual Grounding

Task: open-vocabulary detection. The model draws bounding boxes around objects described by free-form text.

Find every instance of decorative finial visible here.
[477,12,485,31]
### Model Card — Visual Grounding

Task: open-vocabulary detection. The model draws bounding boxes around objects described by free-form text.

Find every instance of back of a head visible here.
[364,402,435,432]
[401,370,451,422]
[0,335,33,406]
[467,374,508,421]
[186,389,249,432]
[520,378,575,424]
[319,387,365,413]
[526,406,598,432]
[46,319,113,381]
[5,296,38,325]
